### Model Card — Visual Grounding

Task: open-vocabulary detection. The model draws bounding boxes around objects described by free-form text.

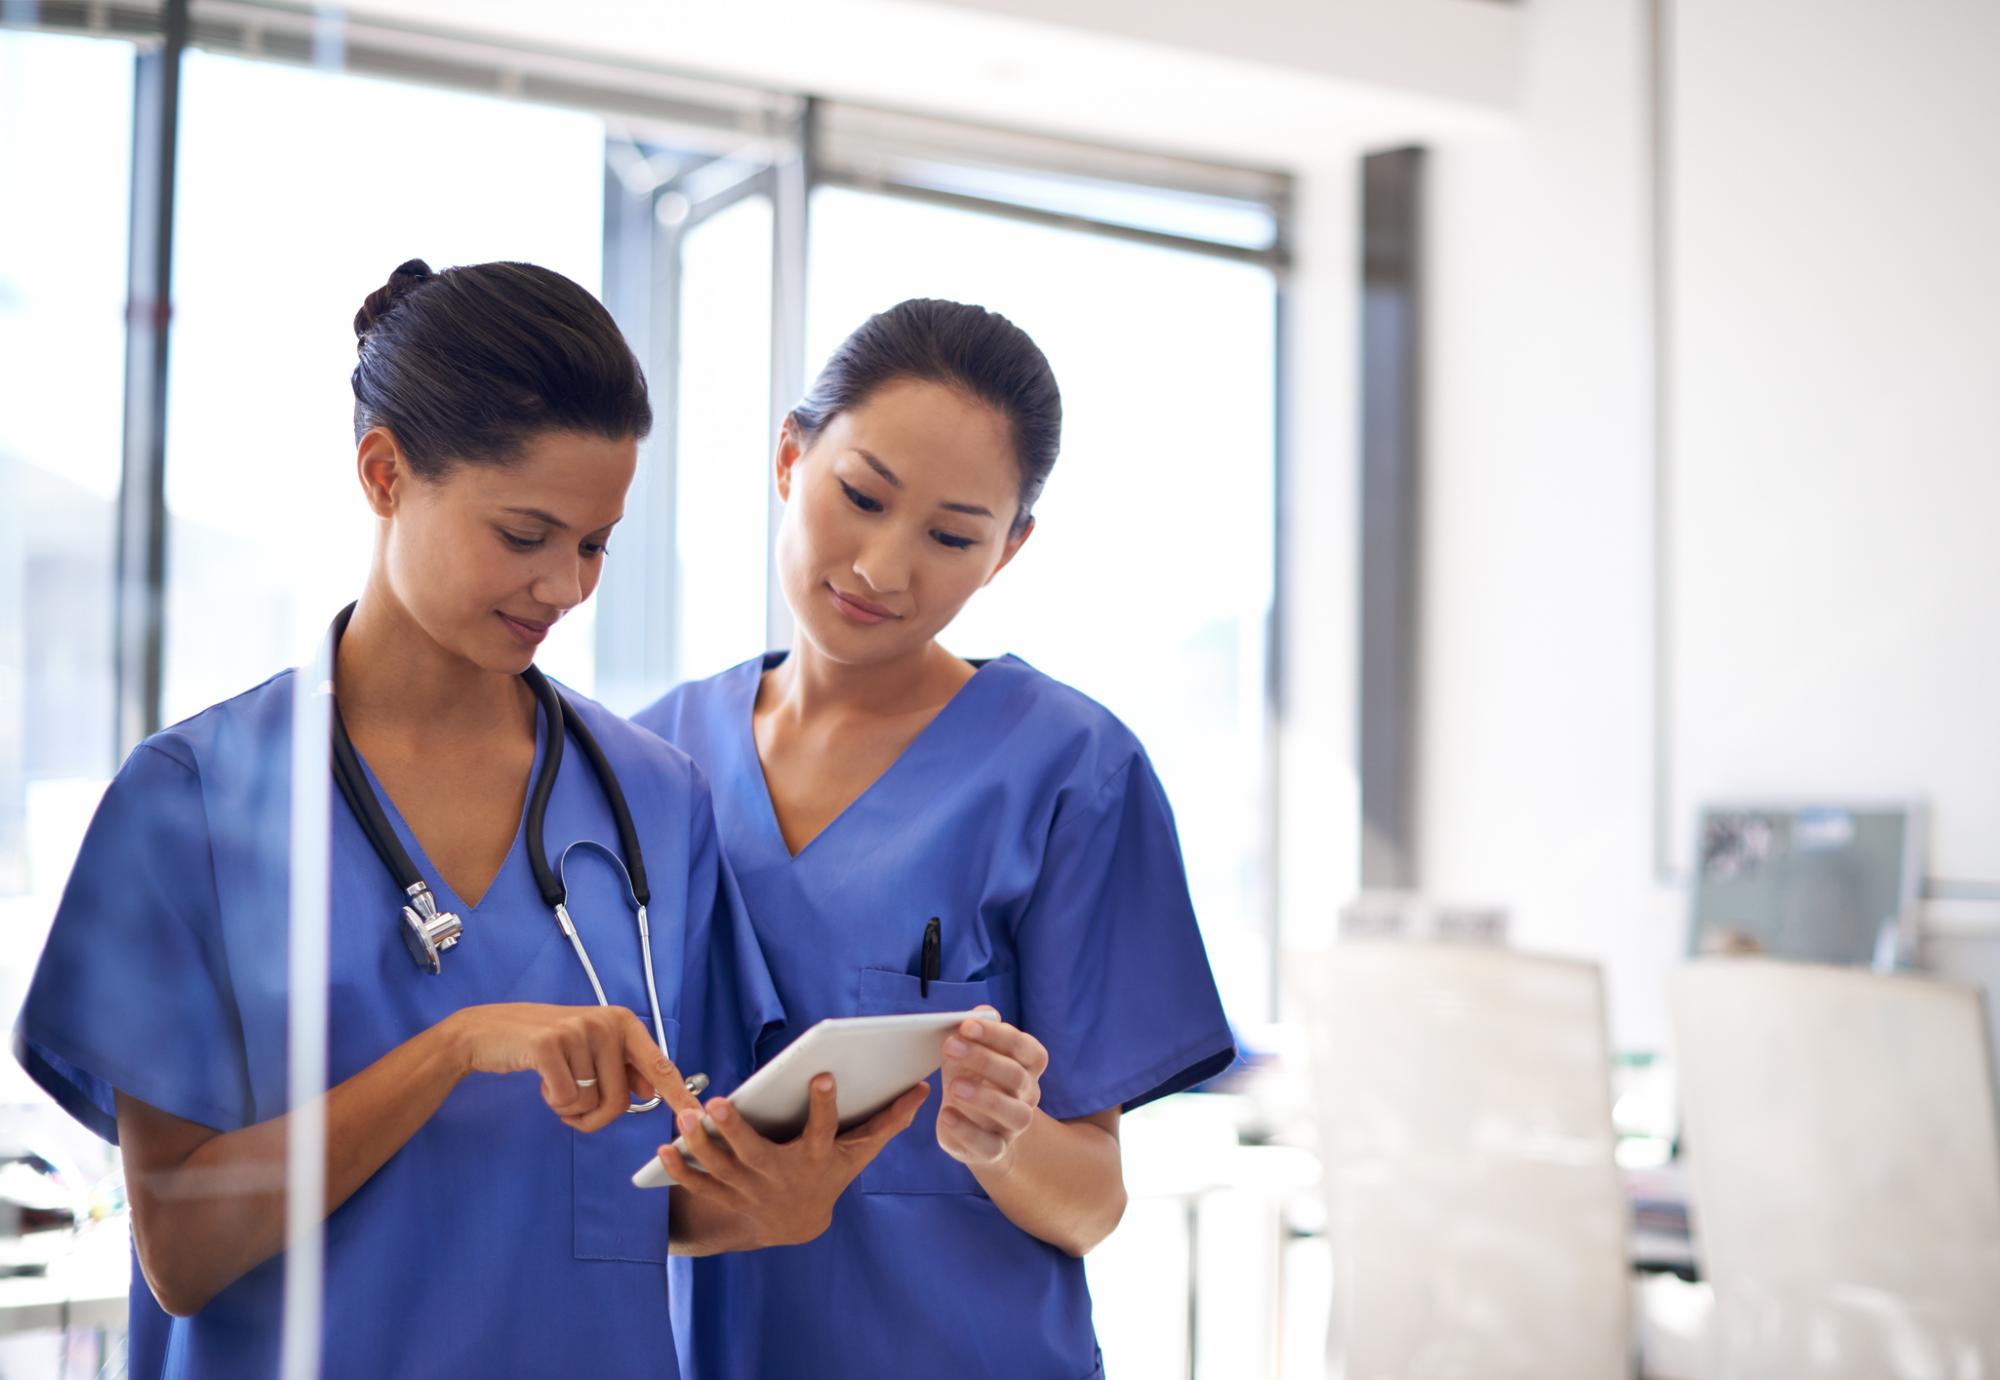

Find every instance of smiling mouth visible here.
[498,612,551,643]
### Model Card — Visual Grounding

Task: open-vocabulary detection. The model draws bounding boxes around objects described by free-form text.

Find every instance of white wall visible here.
[1415,0,2000,1052]
[1278,154,1366,972]
[1415,0,1663,1044]
[1667,0,2000,887]
[915,0,1525,116]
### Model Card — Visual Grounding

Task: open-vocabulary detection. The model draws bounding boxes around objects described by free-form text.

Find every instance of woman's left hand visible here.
[936,1008,1048,1173]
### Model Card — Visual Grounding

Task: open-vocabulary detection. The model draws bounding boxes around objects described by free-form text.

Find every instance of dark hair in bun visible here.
[351,258,651,477]
[791,298,1061,532]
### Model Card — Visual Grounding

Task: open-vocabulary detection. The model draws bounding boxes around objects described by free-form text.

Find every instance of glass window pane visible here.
[0,28,131,901]
[807,186,1278,1024]
[0,26,138,1370]
[161,52,609,723]
[673,193,774,683]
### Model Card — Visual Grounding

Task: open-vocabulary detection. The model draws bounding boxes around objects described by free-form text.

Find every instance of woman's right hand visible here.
[441,1003,701,1133]
[658,1075,929,1248]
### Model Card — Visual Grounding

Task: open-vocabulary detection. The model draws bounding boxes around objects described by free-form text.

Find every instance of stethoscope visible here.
[324,603,680,1114]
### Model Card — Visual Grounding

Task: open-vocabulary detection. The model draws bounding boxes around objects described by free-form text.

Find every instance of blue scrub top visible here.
[636,652,1235,1380]
[16,669,781,1380]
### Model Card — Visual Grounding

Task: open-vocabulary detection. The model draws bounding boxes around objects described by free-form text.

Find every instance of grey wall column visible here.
[113,0,187,753]
[1358,147,1425,889]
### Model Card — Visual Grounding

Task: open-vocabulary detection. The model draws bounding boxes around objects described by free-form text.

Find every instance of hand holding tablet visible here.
[633,1008,995,1188]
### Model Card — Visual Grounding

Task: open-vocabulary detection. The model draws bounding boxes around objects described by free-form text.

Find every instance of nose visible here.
[851,531,912,598]
[529,552,587,615]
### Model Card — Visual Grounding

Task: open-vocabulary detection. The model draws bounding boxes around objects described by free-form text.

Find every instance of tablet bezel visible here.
[632,1008,992,1189]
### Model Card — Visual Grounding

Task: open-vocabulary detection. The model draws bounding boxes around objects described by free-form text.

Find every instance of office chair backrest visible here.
[1672,959,2000,1378]
[1305,943,1630,1380]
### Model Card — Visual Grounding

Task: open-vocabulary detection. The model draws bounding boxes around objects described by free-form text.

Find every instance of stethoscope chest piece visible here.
[400,882,464,976]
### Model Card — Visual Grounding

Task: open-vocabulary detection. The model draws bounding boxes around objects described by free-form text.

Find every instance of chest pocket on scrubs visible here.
[854,968,1004,1196]
[573,1015,679,1263]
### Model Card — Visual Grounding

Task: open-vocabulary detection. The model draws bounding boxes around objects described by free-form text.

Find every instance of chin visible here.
[464,625,538,677]
[818,620,932,670]
[789,607,878,663]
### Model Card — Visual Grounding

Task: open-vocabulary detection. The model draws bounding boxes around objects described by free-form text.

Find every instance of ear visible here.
[773,419,805,504]
[983,515,1034,587]
[356,427,411,519]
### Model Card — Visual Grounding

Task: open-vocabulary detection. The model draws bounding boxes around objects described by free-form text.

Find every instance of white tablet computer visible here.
[633,1008,992,1189]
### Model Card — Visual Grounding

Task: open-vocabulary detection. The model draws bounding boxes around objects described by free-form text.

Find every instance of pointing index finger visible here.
[621,1020,701,1116]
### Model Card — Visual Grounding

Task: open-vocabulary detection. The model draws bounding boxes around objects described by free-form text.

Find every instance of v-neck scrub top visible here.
[15,669,782,1379]
[635,652,1235,1380]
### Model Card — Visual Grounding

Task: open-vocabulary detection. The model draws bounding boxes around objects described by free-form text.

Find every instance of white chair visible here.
[1302,943,1631,1380]
[1671,959,2000,1379]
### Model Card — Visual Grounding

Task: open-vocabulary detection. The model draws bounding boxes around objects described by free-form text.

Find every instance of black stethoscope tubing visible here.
[324,604,691,1114]
[325,602,650,930]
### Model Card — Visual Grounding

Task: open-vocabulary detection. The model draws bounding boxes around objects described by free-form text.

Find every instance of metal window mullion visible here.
[678,161,773,235]
[1264,276,1291,1019]
[764,99,811,652]
[595,143,680,711]
[113,0,186,755]
[817,169,1287,270]
[649,211,685,692]
[814,101,1290,214]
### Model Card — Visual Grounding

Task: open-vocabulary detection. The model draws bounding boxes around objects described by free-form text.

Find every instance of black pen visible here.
[921,916,941,998]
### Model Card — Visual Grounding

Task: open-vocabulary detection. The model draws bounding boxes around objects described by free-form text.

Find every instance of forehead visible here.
[447,431,637,522]
[832,379,1016,497]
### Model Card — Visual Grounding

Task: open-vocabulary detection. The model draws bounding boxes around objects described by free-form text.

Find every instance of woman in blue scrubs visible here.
[636,299,1236,1379]
[14,260,923,1379]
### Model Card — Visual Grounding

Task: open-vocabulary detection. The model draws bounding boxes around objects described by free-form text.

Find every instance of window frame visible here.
[5,0,1294,1016]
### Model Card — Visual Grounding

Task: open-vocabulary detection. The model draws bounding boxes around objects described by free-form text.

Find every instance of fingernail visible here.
[944,1038,968,1057]
[815,1075,834,1093]
[677,1109,699,1133]
[711,1101,732,1123]
[951,1079,976,1100]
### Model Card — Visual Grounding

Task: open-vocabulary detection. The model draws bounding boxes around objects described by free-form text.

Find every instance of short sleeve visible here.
[1015,754,1236,1122]
[675,776,786,1098]
[14,743,252,1143]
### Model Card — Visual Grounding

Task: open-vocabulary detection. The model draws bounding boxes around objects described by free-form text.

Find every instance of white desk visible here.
[0,1220,128,1338]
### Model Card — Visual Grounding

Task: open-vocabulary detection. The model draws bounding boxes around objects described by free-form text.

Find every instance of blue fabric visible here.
[16,670,781,1380]
[636,652,1235,1380]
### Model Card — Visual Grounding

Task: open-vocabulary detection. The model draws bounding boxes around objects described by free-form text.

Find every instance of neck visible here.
[768,635,964,723]
[335,578,534,743]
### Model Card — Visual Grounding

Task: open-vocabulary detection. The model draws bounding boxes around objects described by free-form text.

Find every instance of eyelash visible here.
[839,481,976,551]
[838,480,883,514]
[499,530,610,557]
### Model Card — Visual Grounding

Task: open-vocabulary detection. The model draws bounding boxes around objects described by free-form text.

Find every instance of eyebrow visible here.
[856,450,996,520]
[501,506,571,530]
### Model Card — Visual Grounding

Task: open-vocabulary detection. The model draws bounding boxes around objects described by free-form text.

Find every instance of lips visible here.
[498,612,551,645]
[827,584,899,625]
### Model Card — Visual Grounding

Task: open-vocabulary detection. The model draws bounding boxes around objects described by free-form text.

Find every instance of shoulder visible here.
[131,669,301,780]
[982,655,1149,795]
[629,653,766,748]
[555,683,704,795]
